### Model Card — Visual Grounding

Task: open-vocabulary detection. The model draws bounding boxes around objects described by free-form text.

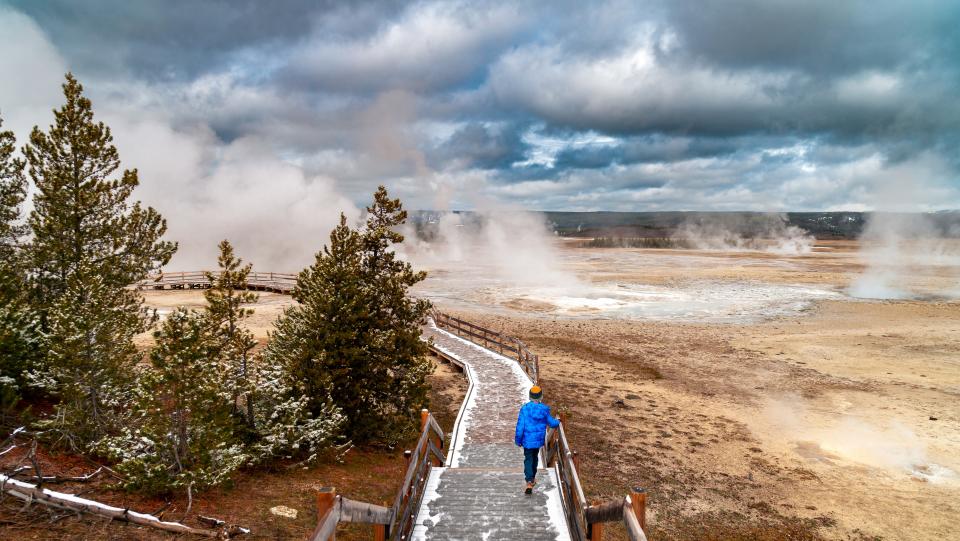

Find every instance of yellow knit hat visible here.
[529,386,543,399]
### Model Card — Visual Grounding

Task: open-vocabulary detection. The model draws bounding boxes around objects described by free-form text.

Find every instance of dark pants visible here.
[523,447,539,483]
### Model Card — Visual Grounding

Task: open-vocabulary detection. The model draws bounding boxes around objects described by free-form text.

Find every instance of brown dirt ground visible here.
[433,240,959,541]
[9,241,957,540]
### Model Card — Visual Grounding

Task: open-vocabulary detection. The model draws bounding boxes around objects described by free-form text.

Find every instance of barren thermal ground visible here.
[140,240,960,540]
[407,240,959,541]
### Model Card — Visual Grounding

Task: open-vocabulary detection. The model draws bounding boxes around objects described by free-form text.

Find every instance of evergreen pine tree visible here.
[0,115,41,415]
[263,186,431,445]
[35,268,142,446]
[105,308,245,495]
[0,115,27,289]
[251,344,345,463]
[204,240,258,429]
[24,74,176,306]
[23,74,176,448]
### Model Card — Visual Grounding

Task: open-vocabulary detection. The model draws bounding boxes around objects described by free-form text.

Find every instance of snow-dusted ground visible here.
[412,322,572,541]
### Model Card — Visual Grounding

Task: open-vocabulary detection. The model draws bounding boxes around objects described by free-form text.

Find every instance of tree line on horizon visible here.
[0,73,432,497]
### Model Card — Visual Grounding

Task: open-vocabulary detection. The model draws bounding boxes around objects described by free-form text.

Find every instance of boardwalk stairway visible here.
[139,272,648,540]
[412,322,570,540]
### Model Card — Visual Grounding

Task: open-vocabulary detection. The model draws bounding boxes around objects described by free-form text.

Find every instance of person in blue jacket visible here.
[515,385,560,494]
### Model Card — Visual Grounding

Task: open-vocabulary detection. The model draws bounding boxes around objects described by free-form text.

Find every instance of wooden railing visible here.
[135,271,298,294]
[145,275,648,539]
[310,488,392,541]
[309,409,446,541]
[584,490,649,541]
[431,310,540,384]
[432,311,649,541]
[547,422,649,541]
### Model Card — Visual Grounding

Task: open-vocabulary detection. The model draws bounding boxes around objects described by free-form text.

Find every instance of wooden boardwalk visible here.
[413,322,573,541]
[142,273,650,541]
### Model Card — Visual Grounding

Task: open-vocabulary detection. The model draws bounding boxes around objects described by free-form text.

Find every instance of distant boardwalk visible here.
[415,322,572,541]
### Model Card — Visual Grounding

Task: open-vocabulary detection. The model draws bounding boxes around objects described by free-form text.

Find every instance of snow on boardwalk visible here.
[412,322,572,541]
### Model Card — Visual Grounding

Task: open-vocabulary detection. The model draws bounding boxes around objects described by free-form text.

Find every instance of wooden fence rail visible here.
[431,310,540,384]
[135,271,298,294]
[309,409,445,541]
[433,311,649,541]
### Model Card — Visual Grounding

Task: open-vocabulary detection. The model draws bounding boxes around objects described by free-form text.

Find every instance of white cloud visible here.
[489,34,795,133]
[285,1,527,92]
[0,7,69,139]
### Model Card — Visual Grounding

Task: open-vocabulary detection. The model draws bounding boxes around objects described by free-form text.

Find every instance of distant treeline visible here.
[546,211,867,239]
[584,237,693,249]
[410,210,960,240]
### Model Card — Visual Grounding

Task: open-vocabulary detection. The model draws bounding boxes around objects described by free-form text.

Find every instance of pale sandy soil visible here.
[135,290,294,348]
[135,242,959,540]
[429,241,959,541]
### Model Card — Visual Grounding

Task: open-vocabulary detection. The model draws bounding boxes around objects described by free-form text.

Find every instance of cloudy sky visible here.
[1,0,959,262]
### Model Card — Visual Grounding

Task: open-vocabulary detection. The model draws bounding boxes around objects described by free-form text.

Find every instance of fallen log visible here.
[0,473,239,537]
[11,466,104,484]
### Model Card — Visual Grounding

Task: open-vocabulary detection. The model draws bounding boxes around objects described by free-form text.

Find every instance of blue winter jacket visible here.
[514,401,560,449]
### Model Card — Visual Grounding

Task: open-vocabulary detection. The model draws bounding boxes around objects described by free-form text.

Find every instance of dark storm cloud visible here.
[554,136,757,169]
[6,0,406,80]
[663,0,960,75]
[429,123,530,170]
[2,0,958,211]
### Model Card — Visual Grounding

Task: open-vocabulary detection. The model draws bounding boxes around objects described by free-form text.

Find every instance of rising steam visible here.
[676,213,814,255]
[765,396,956,484]
[848,212,960,300]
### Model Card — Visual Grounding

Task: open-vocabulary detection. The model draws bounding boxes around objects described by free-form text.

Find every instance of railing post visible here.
[631,487,647,533]
[373,524,386,541]
[317,486,336,541]
[572,450,580,471]
[588,518,603,541]
[420,409,429,433]
[404,449,412,467]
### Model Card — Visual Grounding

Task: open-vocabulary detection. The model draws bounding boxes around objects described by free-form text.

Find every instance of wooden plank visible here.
[559,425,588,510]
[309,489,339,541]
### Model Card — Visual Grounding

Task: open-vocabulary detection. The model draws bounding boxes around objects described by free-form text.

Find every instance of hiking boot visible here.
[524,481,533,495]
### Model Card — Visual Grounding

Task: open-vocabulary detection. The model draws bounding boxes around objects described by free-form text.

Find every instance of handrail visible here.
[387,409,445,540]
[309,410,445,541]
[135,270,298,294]
[622,495,649,541]
[146,274,650,540]
[576,496,649,541]
[431,310,539,384]
[432,310,650,541]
